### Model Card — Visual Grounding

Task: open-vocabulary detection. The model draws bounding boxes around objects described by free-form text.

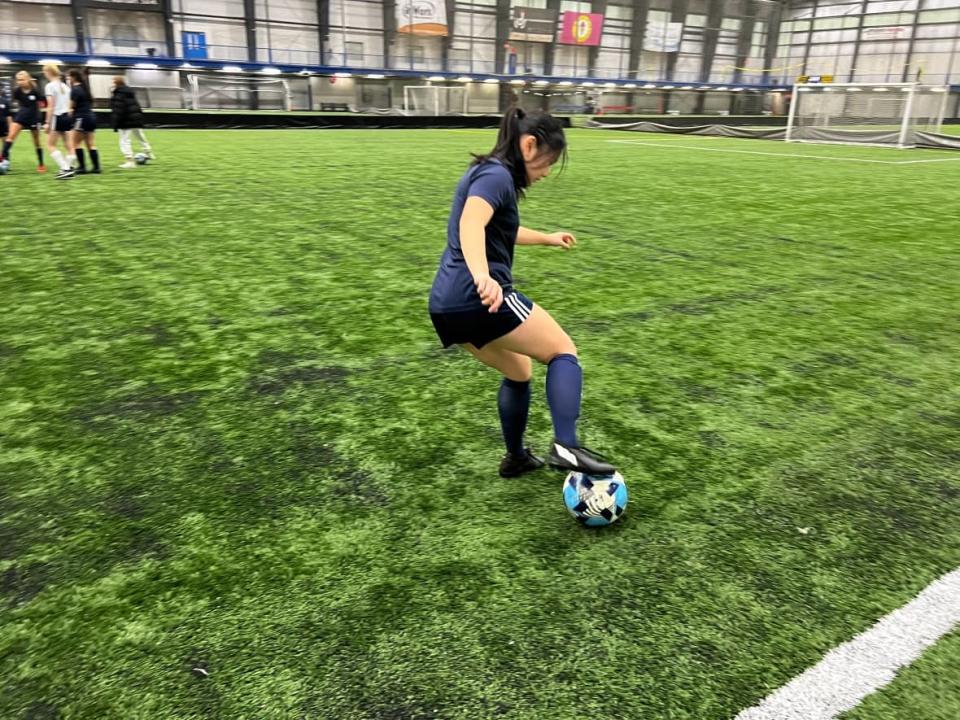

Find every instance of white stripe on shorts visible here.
[506,294,530,322]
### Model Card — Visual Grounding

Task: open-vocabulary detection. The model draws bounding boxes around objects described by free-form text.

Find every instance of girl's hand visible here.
[546,232,576,250]
[474,273,504,313]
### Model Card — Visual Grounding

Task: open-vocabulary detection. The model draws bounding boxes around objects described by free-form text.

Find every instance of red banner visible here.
[559,12,604,46]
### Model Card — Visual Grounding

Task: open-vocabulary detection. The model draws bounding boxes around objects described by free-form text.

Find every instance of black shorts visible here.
[430,290,535,349]
[13,112,39,129]
[0,117,7,138]
[73,113,96,133]
[52,113,72,133]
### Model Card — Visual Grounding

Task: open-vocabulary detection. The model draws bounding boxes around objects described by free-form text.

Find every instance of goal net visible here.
[786,82,949,149]
[403,86,468,115]
[187,75,293,111]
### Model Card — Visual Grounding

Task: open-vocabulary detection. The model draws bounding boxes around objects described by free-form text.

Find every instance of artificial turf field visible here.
[1,127,959,720]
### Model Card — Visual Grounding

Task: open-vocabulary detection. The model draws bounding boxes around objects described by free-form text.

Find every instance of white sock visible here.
[51,149,70,171]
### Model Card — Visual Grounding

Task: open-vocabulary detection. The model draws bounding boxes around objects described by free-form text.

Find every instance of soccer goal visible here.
[785,82,950,149]
[187,74,293,112]
[403,86,468,116]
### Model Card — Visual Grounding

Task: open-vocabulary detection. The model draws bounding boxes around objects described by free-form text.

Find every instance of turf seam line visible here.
[734,566,960,720]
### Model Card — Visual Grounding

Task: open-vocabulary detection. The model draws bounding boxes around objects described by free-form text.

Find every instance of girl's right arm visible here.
[459,196,503,313]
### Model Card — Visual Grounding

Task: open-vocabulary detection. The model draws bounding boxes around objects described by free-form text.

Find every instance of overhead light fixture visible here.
[558,80,573,86]
[510,79,525,85]
[86,59,111,67]
[0,56,10,65]
[771,87,787,92]
[180,62,196,69]
[931,87,947,92]
[624,83,637,89]
[731,87,744,92]
[134,63,159,69]
[604,82,616,88]
[661,86,674,90]
[365,73,385,79]
[534,80,549,86]
[428,75,445,81]
[716,86,729,91]
[262,67,282,75]
[698,85,711,90]
[39,58,63,65]
[582,81,596,87]
[298,69,312,76]
[483,78,499,84]
[222,65,243,72]
[456,76,474,82]
[642,83,656,89]
[680,85,694,90]
[333,72,352,78]
[846,87,862,92]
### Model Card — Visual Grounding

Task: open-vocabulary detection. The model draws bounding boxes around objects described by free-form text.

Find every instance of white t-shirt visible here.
[45,80,71,116]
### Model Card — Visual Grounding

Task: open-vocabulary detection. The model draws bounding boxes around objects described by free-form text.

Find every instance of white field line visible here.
[735,567,960,720]
[608,139,960,164]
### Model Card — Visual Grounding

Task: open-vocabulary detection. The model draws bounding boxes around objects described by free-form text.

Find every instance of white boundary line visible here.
[608,139,960,165]
[735,567,960,720]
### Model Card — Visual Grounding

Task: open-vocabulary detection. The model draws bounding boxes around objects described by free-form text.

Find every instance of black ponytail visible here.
[472,107,567,198]
[67,68,91,98]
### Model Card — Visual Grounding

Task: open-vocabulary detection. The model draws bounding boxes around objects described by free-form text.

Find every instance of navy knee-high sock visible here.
[546,353,582,447]
[36,147,43,166]
[498,378,531,456]
[90,148,99,171]
[2,140,12,161]
[76,148,86,170]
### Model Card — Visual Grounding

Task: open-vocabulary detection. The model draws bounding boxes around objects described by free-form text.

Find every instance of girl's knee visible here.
[543,337,577,364]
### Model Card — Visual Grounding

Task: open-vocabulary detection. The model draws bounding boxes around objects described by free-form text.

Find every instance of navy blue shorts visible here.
[13,112,39,129]
[430,290,535,349]
[73,113,96,133]
[53,113,72,133]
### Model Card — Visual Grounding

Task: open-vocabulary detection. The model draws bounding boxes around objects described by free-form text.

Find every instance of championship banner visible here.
[509,7,559,43]
[396,0,449,37]
[559,11,604,46]
[643,20,683,52]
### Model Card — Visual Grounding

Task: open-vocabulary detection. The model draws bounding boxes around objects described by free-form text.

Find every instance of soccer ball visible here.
[0,159,9,175]
[563,471,628,527]
[134,153,149,165]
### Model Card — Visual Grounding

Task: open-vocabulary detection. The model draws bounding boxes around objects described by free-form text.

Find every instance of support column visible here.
[628,0,650,80]
[71,0,86,54]
[665,0,689,82]
[902,0,923,81]
[243,0,258,108]
[695,0,724,112]
[441,0,456,72]
[761,0,782,86]
[318,0,330,65]
[544,0,562,75]
[587,0,608,76]
[848,0,869,82]
[383,0,396,69]
[496,0,512,110]
[160,0,176,57]
[733,0,757,85]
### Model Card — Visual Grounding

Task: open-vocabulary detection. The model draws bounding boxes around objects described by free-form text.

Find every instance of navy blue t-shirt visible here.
[429,160,519,313]
[13,87,43,117]
[71,85,93,115]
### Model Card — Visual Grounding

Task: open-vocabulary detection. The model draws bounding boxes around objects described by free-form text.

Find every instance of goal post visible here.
[786,82,950,149]
[187,74,293,111]
[403,86,468,115]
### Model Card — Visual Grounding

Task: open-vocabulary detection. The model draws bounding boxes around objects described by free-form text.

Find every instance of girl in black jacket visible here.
[110,76,153,169]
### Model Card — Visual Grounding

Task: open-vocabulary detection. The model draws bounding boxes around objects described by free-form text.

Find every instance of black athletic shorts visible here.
[430,290,535,349]
[73,113,96,133]
[53,113,72,133]
[13,111,39,129]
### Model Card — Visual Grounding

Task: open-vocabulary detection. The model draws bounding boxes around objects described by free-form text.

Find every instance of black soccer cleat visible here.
[56,168,75,180]
[548,440,616,476]
[499,447,546,478]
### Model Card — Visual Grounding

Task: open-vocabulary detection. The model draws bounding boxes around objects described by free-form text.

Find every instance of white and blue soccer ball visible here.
[0,159,9,175]
[563,471,628,527]
[134,153,150,165]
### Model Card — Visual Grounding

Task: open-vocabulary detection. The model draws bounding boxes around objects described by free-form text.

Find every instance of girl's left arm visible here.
[516,226,576,249]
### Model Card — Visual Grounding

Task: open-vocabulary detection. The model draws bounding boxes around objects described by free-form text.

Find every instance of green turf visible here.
[1,129,959,720]
[842,630,960,720]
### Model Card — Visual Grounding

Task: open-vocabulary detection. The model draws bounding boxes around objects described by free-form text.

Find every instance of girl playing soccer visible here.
[110,76,153,168]
[428,109,616,478]
[2,71,47,173]
[42,63,76,180]
[68,69,100,175]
